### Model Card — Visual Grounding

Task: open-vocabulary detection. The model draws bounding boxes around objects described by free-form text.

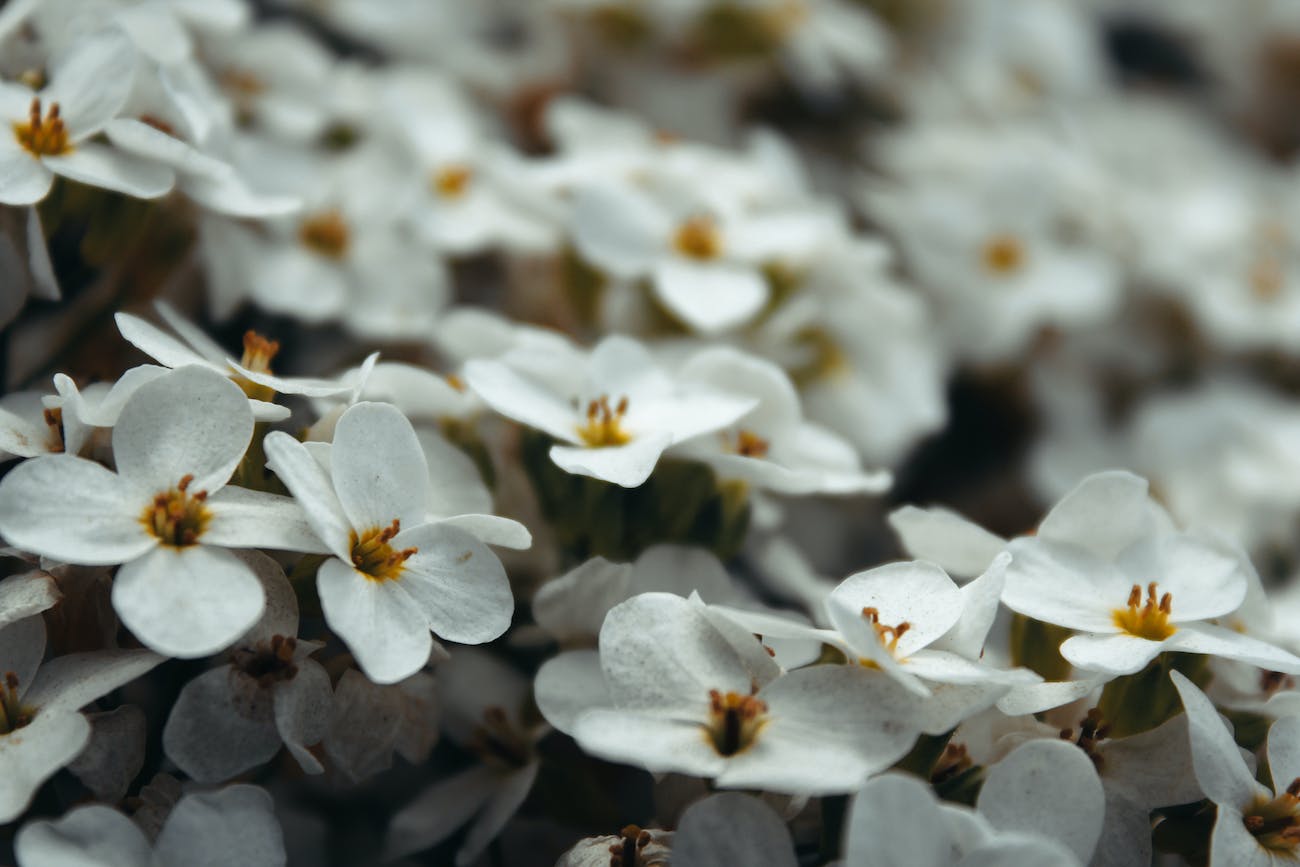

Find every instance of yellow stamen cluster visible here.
[1244,778,1300,853]
[729,429,769,458]
[240,330,280,374]
[13,98,71,158]
[142,474,211,548]
[231,634,299,688]
[350,519,417,582]
[980,233,1026,276]
[1112,582,1175,641]
[704,689,768,756]
[861,606,911,660]
[576,395,632,447]
[673,216,723,261]
[432,164,473,199]
[299,210,351,259]
[0,672,34,735]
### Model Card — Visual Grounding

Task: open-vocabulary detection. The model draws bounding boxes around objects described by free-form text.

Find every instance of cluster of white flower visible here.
[2,1,1300,865]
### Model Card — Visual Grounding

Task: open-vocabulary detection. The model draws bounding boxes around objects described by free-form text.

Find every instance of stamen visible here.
[860,606,911,657]
[673,215,723,261]
[704,689,768,756]
[432,164,473,199]
[299,210,350,259]
[575,394,632,447]
[1112,582,1176,641]
[13,98,72,158]
[240,331,280,373]
[980,233,1025,276]
[349,520,417,582]
[231,634,300,688]
[729,429,769,458]
[141,477,212,547]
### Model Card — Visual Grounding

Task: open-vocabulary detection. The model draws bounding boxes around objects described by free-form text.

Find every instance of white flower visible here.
[534,592,921,795]
[0,366,323,657]
[263,401,515,684]
[0,615,161,822]
[674,346,891,496]
[322,667,439,783]
[671,792,797,867]
[1173,671,1300,866]
[0,29,173,205]
[14,783,285,867]
[572,181,840,334]
[1002,471,1300,676]
[464,335,756,487]
[161,550,331,782]
[0,569,59,631]
[385,649,548,866]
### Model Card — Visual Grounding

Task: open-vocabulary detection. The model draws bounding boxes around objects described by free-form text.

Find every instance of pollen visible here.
[299,210,351,260]
[859,606,911,662]
[432,164,473,200]
[1112,582,1175,641]
[704,689,768,756]
[350,519,417,582]
[980,233,1025,276]
[0,671,34,735]
[141,474,212,548]
[673,215,723,261]
[13,98,71,158]
[1243,778,1300,854]
[576,395,632,447]
[729,429,769,458]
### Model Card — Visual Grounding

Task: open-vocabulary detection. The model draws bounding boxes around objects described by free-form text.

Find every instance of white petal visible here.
[1208,807,1273,867]
[550,434,672,488]
[0,711,90,823]
[598,593,763,715]
[653,259,767,334]
[959,833,1084,867]
[1171,671,1261,808]
[330,402,429,530]
[995,676,1107,716]
[455,763,539,867]
[227,363,357,399]
[673,793,797,867]
[183,170,302,219]
[153,785,286,867]
[274,659,331,774]
[25,649,162,715]
[385,765,501,861]
[15,803,151,867]
[162,666,282,783]
[827,560,963,659]
[44,144,174,200]
[1036,470,1157,559]
[845,774,952,867]
[534,650,611,736]
[247,248,346,324]
[572,184,670,278]
[976,739,1104,864]
[392,523,513,645]
[0,455,150,565]
[43,30,136,137]
[204,487,331,554]
[0,571,59,630]
[317,558,431,685]
[932,552,1010,659]
[112,366,252,493]
[1001,538,1126,632]
[572,708,725,778]
[1098,713,1201,809]
[104,118,230,177]
[887,505,1006,578]
[1060,633,1165,676]
[263,431,353,560]
[1165,624,1300,673]
[114,311,214,371]
[433,514,532,550]
[0,615,45,694]
[1115,534,1247,624]
[0,152,54,206]
[462,359,581,443]
[112,546,264,658]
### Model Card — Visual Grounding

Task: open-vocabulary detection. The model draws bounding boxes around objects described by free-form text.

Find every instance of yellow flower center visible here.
[980,233,1026,276]
[232,330,280,402]
[1112,582,1175,641]
[141,474,212,548]
[350,519,417,582]
[857,606,911,666]
[673,216,723,261]
[299,210,351,260]
[576,395,632,447]
[0,672,34,735]
[1244,779,1300,853]
[13,98,71,158]
[704,689,768,756]
[432,164,473,200]
[728,429,769,458]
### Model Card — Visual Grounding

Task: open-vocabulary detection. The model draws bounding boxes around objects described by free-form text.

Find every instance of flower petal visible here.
[653,259,767,334]
[392,523,513,645]
[44,144,174,200]
[317,557,432,685]
[152,785,287,867]
[330,402,429,531]
[204,486,331,554]
[572,708,725,779]
[0,570,59,631]
[1165,623,1300,674]
[0,711,90,823]
[0,455,150,565]
[550,433,672,488]
[572,184,670,278]
[673,793,798,867]
[114,310,214,371]
[112,366,252,494]
[463,358,582,443]
[25,649,162,715]
[112,546,264,658]
[1171,670,1262,808]
[0,152,54,206]
[43,30,136,137]
[1036,470,1161,559]
[1002,538,1127,632]
[888,505,1006,579]
[456,763,540,867]
[827,560,963,659]
[384,765,501,861]
[0,615,44,695]
[15,803,151,867]
[534,650,611,735]
[845,773,953,867]
[1060,632,1164,676]
[162,665,282,783]
[274,659,331,775]
[263,431,353,560]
